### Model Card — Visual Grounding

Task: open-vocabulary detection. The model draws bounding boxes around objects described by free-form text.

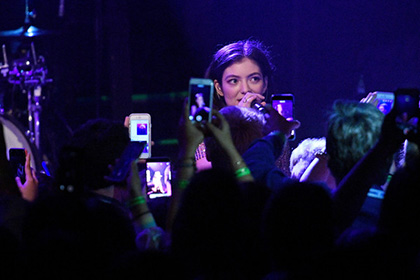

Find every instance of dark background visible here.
[1,0,420,171]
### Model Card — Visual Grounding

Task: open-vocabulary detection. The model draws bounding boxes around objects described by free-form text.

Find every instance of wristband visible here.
[235,167,251,178]
[126,196,146,208]
[177,158,196,170]
[178,161,196,168]
[386,174,393,183]
[132,211,151,221]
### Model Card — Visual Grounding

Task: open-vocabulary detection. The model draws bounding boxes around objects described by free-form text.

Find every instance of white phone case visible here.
[129,113,152,158]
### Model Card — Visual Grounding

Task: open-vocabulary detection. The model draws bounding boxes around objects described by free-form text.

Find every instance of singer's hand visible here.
[238,92,265,108]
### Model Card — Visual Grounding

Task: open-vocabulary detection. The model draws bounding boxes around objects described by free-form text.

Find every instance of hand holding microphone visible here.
[238,92,265,108]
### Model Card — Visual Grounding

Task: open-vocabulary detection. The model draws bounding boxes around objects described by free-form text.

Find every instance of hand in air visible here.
[262,104,301,138]
[179,98,205,151]
[360,91,379,107]
[15,151,38,202]
[205,110,236,153]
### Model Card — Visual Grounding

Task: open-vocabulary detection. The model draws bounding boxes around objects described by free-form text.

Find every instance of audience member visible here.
[171,168,268,279]
[332,97,418,279]
[241,104,300,191]
[204,105,265,169]
[166,101,256,233]
[290,137,326,180]
[262,180,335,279]
[289,137,336,190]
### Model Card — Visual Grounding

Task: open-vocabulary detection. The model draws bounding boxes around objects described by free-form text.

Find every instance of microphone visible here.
[253,103,268,115]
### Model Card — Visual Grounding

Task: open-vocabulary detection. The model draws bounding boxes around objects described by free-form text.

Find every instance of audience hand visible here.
[262,104,301,137]
[178,98,205,155]
[205,110,236,153]
[15,152,39,202]
[360,91,379,107]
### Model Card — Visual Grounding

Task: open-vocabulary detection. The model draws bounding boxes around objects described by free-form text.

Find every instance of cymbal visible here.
[0,25,55,38]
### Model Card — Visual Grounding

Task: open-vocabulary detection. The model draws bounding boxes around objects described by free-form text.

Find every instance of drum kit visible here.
[0,1,55,173]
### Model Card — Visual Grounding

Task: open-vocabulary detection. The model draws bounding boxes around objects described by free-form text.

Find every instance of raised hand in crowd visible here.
[206,109,254,183]
[0,124,21,197]
[15,151,39,202]
[166,99,205,232]
[262,103,300,137]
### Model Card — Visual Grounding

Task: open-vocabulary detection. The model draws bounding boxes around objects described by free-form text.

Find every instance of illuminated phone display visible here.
[129,113,151,158]
[146,158,172,199]
[188,78,214,123]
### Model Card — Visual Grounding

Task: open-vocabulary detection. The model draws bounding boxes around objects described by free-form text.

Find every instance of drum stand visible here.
[1,42,52,155]
[27,85,42,149]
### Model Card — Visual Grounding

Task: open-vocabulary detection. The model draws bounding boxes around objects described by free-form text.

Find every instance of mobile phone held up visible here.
[145,157,172,199]
[374,91,395,115]
[9,148,26,183]
[393,88,420,135]
[105,141,147,183]
[188,78,214,123]
[129,113,152,159]
[271,93,296,141]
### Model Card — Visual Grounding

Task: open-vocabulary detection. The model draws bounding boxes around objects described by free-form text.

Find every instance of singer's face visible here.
[216,58,267,106]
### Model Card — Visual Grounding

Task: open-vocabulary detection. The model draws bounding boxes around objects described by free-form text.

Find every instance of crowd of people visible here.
[0,39,420,279]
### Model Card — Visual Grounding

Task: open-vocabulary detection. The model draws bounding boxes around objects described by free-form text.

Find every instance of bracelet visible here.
[386,174,393,183]
[132,211,151,221]
[235,167,251,178]
[178,179,190,189]
[234,160,242,166]
[126,196,146,208]
[177,157,196,168]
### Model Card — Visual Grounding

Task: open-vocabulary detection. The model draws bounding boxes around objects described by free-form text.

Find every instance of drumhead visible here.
[0,114,43,172]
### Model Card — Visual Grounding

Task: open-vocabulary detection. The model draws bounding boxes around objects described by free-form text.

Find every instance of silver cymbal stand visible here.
[3,42,52,152]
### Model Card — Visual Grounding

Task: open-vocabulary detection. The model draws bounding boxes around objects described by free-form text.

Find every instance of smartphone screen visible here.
[129,113,151,159]
[9,148,26,183]
[272,93,295,140]
[188,78,214,123]
[375,91,394,115]
[146,157,172,199]
[394,89,419,119]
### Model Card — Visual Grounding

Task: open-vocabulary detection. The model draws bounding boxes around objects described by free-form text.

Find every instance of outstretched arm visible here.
[206,110,254,183]
[332,107,406,233]
[166,99,204,233]
[125,161,156,233]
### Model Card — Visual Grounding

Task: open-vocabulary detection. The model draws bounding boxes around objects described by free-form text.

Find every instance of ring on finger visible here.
[243,98,248,103]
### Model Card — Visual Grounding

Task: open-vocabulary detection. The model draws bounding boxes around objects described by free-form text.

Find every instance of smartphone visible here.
[9,148,26,183]
[271,93,295,141]
[375,91,395,115]
[188,78,214,123]
[129,113,152,159]
[394,88,420,119]
[105,141,147,183]
[145,157,172,199]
